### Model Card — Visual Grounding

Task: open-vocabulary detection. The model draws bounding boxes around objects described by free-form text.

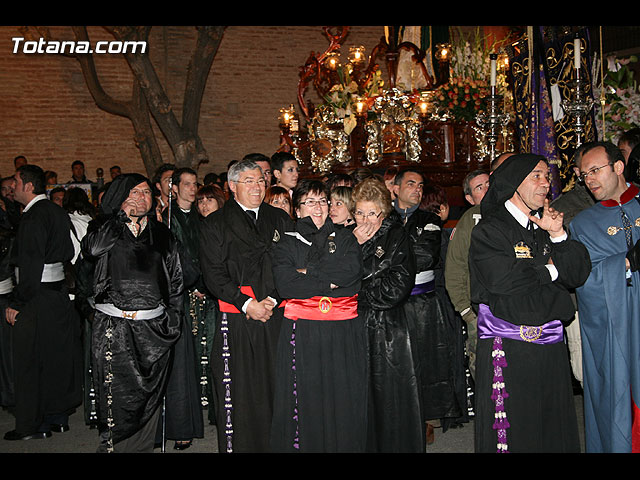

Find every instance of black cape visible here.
[400,206,468,424]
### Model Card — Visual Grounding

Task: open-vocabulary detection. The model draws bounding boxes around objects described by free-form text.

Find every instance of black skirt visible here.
[474,336,580,453]
[270,315,367,453]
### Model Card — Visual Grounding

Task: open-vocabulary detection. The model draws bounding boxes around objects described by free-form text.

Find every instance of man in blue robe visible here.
[570,141,640,453]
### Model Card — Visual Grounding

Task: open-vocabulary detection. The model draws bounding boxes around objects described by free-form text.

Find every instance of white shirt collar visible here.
[236,199,259,216]
[23,194,47,213]
[504,199,538,229]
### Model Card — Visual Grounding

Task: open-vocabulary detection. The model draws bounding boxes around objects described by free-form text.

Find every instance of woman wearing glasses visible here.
[352,177,423,453]
[270,179,366,452]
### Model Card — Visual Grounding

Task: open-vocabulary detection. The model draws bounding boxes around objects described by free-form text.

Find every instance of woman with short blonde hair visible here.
[352,176,423,452]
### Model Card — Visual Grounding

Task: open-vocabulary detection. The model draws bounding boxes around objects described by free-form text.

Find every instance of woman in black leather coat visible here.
[352,177,424,453]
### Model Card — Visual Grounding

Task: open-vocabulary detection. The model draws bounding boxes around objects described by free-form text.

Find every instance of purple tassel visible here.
[291,321,300,449]
[221,313,234,453]
[491,336,510,453]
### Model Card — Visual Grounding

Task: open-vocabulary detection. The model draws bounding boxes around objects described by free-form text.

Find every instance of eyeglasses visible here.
[578,163,613,182]
[354,210,382,220]
[300,198,329,207]
[235,178,266,186]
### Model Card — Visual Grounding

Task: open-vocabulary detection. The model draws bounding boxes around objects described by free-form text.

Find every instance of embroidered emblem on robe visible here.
[514,241,533,259]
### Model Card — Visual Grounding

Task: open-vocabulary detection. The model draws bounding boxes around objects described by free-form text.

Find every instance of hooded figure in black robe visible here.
[81,173,183,452]
[469,153,591,453]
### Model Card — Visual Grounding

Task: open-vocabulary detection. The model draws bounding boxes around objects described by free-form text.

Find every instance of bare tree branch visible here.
[20,25,226,173]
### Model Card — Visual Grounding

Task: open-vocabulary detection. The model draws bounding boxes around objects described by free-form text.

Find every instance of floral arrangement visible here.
[432,78,490,122]
[323,67,384,134]
[431,27,511,122]
[592,55,640,143]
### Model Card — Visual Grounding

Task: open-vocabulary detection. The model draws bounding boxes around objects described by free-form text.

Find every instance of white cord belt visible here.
[94,303,165,320]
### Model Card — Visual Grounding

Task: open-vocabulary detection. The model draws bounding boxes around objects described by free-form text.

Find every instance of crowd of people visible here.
[1,136,640,454]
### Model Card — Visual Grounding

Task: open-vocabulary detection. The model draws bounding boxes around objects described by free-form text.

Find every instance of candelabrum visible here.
[475,91,510,162]
[560,77,594,147]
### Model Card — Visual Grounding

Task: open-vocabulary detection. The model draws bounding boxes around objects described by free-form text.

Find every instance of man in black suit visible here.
[199,158,294,453]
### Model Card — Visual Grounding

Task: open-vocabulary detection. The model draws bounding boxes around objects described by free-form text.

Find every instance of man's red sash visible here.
[283,295,358,321]
[218,286,256,314]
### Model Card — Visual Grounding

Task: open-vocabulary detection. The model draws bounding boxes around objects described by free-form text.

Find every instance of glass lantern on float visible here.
[324,51,340,71]
[278,104,303,159]
[279,104,299,134]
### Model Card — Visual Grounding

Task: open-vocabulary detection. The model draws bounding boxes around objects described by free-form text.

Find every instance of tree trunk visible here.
[38,25,226,177]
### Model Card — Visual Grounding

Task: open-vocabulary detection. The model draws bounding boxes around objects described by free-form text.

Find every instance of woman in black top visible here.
[270,179,366,452]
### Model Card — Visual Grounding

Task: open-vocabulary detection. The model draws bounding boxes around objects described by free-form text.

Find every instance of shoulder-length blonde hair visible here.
[352,176,392,218]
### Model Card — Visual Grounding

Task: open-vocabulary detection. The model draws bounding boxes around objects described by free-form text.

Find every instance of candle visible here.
[574,34,581,71]
[490,53,497,88]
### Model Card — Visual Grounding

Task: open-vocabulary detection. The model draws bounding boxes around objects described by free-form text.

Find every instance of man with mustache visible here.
[81,173,183,453]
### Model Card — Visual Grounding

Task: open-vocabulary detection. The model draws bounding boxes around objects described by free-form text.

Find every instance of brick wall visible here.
[0,25,389,181]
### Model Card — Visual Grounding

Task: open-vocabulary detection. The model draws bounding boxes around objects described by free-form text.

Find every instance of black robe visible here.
[469,153,591,452]
[81,209,183,445]
[357,214,424,453]
[9,197,82,434]
[199,198,294,453]
[0,226,15,407]
[270,217,366,452]
[398,206,467,424]
[158,204,204,442]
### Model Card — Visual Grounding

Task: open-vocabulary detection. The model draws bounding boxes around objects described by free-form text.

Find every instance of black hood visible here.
[481,153,548,218]
[99,173,155,216]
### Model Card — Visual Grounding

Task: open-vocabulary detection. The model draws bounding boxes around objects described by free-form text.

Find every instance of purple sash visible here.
[477,303,563,453]
[410,280,435,296]
[477,304,564,344]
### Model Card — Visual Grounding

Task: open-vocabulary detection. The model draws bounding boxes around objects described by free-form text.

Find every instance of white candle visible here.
[490,54,497,88]
[574,36,581,71]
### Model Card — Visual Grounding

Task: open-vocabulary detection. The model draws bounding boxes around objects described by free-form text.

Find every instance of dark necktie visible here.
[621,208,634,286]
[528,209,541,250]
[246,209,257,224]
[621,208,634,249]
